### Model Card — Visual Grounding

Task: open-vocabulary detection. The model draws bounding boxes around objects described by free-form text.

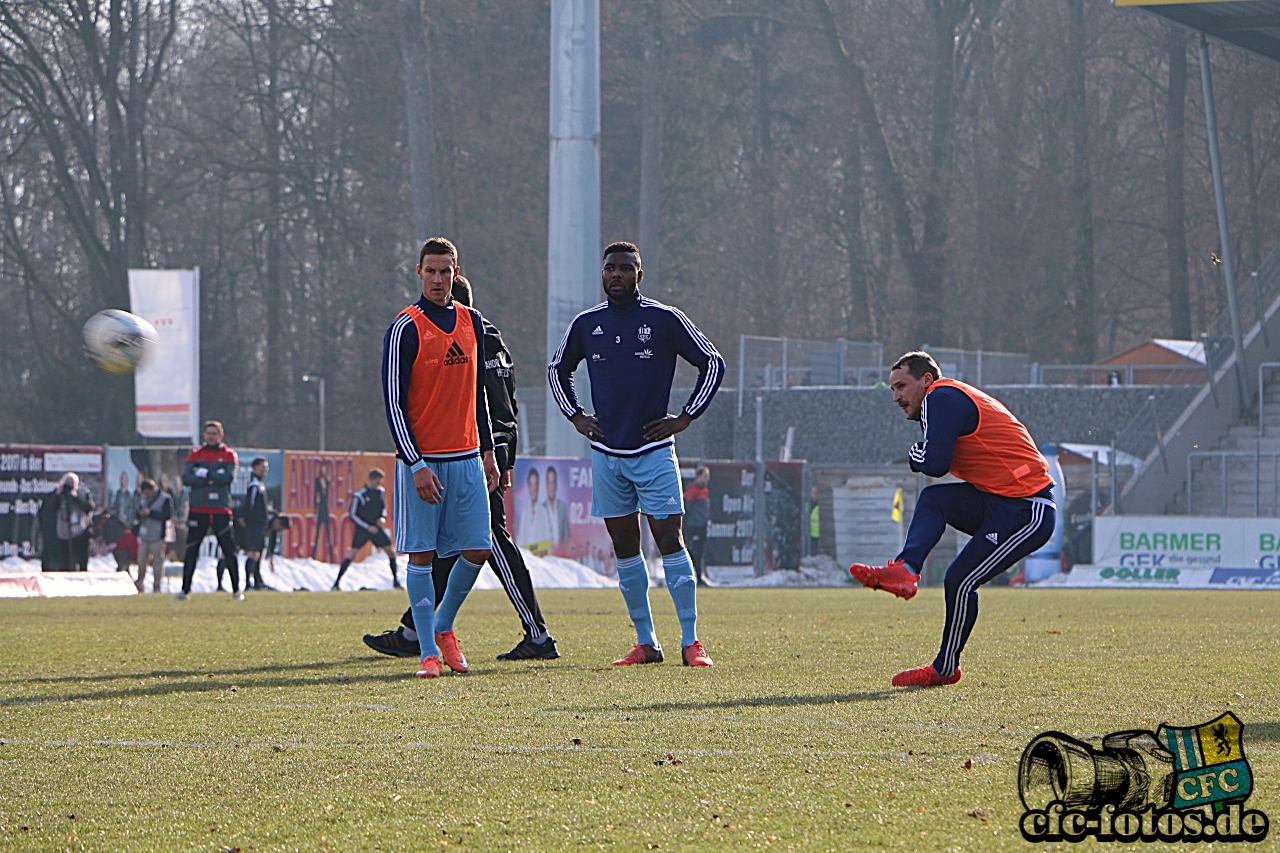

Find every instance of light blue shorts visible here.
[591,445,684,519]
[394,457,492,557]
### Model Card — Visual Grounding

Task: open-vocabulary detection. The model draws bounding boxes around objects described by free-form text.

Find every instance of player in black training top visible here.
[333,468,401,590]
[238,456,271,590]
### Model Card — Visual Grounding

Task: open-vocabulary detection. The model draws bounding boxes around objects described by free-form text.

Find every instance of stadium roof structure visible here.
[1116,0,1280,64]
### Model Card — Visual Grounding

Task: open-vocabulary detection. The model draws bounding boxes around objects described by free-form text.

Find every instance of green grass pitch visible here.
[1,587,1278,852]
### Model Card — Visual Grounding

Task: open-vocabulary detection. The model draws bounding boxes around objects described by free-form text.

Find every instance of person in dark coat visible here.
[54,472,95,572]
[37,488,63,572]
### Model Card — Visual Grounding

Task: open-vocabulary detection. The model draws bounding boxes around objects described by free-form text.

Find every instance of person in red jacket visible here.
[176,420,243,600]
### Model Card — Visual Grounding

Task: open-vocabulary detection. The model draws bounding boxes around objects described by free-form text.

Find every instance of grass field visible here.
[1,586,1278,852]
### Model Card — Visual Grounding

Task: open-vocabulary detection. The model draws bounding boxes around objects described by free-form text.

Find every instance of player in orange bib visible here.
[849,351,1056,687]
[382,237,499,679]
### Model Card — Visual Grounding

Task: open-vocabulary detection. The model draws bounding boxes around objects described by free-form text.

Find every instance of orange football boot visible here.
[849,557,920,600]
[434,630,469,673]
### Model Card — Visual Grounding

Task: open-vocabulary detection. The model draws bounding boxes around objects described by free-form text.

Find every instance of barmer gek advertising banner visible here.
[1092,516,1280,589]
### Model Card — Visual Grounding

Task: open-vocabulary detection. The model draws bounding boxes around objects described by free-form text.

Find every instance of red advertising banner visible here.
[280,451,396,560]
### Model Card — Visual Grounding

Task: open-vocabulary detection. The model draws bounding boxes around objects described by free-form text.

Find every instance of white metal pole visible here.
[545,0,601,458]
[191,266,201,448]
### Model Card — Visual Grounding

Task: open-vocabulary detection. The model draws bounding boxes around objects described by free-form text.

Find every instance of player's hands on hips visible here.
[643,411,693,441]
[571,412,603,441]
[414,466,443,504]
[483,451,500,493]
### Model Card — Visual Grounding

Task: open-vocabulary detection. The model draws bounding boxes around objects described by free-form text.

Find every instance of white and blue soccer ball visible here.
[82,309,158,376]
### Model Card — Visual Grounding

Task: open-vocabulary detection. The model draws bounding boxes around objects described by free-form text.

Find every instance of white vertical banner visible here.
[128,268,200,442]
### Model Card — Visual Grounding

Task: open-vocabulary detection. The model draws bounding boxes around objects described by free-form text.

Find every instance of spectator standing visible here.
[809,486,821,556]
[312,462,335,562]
[111,472,135,530]
[167,476,189,563]
[37,488,63,571]
[135,479,172,592]
[55,472,95,572]
[100,510,133,575]
[683,466,711,586]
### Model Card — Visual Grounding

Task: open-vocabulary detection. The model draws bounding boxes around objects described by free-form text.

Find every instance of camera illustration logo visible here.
[1018,712,1270,842]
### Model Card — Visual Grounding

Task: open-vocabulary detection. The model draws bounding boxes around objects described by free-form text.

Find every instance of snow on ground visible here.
[1,550,615,594]
[732,554,855,588]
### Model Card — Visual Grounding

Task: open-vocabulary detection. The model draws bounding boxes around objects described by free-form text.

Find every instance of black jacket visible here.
[482,318,519,472]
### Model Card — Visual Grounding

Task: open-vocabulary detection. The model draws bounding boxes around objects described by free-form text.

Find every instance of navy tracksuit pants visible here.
[897,483,1055,676]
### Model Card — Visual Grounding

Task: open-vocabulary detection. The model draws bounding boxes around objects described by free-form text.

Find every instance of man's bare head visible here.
[888,351,942,422]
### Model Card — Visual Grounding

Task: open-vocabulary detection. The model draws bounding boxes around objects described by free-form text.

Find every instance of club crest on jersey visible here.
[591,325,603,335]
[638,324,652,342]
[443,341,469,366]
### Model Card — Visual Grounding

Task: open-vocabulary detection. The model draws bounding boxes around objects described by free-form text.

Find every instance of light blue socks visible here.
[405,563,438,658]
[434,555,484,633]
[662,550,699,647]
[615,553,658,648]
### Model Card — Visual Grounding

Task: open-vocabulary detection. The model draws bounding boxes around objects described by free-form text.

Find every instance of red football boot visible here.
[415,655,442,679]
[849,557,920,600]
[681,640,714,667]
[612,643,664,666]
[434,630,469,673]
[891,664,961,687]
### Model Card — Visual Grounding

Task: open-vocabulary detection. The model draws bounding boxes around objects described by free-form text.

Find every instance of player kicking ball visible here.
[849,351,1055,687]
[550,241,725,667]
[382,237,500,679]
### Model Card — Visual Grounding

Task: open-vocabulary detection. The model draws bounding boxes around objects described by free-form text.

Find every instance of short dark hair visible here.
[696,465,710,477]
[368,468,384,479]
[451,275,473,307]
[891,351,942,381]
[203,419,223,433]
[602,241,641,265]
[251,456,267,468]
[419,237,458,266]
[140,478,156,491]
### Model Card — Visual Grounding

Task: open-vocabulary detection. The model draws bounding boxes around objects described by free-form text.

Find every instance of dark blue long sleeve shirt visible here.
[548,292,725,456]
[381,295,494,469]
[909,386,979,478]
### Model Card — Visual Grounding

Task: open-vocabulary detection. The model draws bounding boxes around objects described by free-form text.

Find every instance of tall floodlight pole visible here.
[545,0,601,458]
[1198,35,1249,411]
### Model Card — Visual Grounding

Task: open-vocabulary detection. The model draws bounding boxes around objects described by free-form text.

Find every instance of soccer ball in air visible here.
[82,309,158,376]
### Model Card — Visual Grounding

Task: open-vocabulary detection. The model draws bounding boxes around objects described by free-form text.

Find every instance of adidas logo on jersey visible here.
[591,325,604,335]
[986,532,999,544]
[443,341,469,366]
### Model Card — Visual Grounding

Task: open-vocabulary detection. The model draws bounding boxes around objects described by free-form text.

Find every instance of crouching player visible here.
[849,352,1055,687]
[382,237,500,678]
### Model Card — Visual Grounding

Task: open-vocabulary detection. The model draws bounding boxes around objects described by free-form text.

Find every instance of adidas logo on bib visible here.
[443,341,469,366]
[591,325,604,335]
[985,532,999,544]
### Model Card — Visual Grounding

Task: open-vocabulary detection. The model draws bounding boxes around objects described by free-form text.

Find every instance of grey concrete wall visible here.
[674,385,1199,467]
[1120,290,1280,514]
